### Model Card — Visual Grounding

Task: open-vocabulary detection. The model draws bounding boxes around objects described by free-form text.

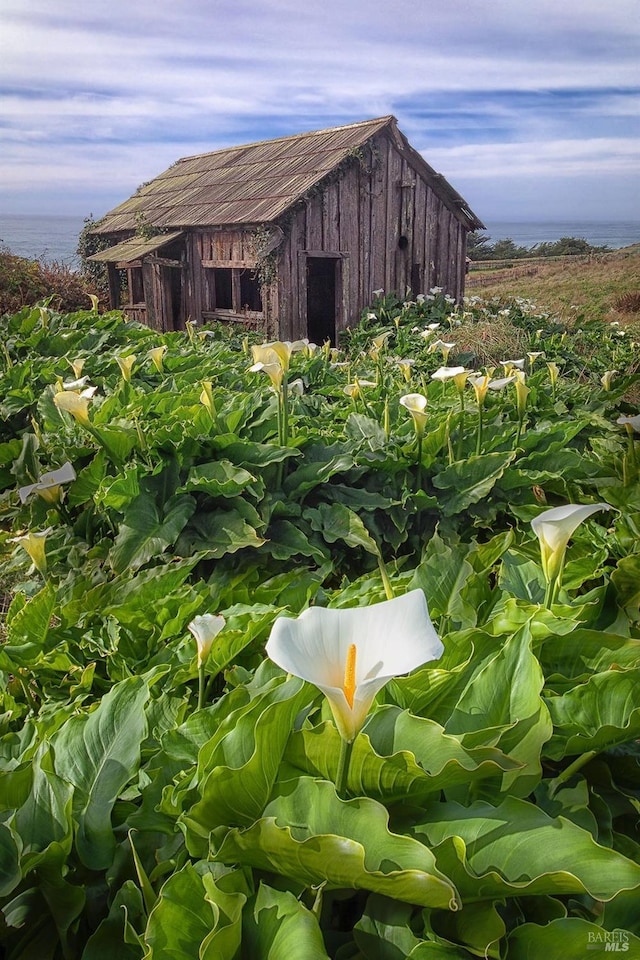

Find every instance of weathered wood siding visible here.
[275,130,469,340]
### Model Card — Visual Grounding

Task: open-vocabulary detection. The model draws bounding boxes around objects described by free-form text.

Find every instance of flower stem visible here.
[475,405,484,456]
[197,664,206,710]
[377,552,395,600]
[336,736,355,799]
[548,750,597,797]
[416,434,423,492]
[281,377,290,445]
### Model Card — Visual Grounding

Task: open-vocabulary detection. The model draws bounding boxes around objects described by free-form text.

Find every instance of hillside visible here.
[467,245,640,328]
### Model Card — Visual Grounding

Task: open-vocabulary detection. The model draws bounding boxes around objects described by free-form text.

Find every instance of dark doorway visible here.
[307,257,338,345]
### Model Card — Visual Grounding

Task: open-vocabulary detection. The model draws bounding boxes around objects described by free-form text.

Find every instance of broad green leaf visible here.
[432,451,516,516]
[12,746,74,867]
[283,451,356,498]
[110,492,196,572]
[143,862,246,960]
[176,507,266,558]
[4,582,57,660]
[498,550,545,604]
[413,796,640,902]
[507,918,639,959]
[285,709,519,803]
[0,822,21,896]
[354,895,421,960]
[345,412,387,448]
[539,628,640,683]
[545,668,640,759]
[213,777,460,910]
[306,501,379,555]
[262,519,329,564]
[444,622,552,796]
[181,676,310,846]
[180,458,260,498]
[95,463,142,510]
[53,675,150,868]
[612,555,640,621]
[243,883,329,960]
[409,533,477,628]
[427,899,505,959]
[82,881,145,960]
[66,449,106,507]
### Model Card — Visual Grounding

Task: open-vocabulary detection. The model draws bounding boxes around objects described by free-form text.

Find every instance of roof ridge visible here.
[175,115,396,165]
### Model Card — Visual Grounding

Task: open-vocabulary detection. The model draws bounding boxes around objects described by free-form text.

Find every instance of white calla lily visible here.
[431,366,466,382]
[531,502,612,605]
[617,414,640,433]
[9,527,54,575]
[399,393,428,438]
[266,589,443,744]
[116,354,136,382]
[18,462,76,504]
[188,613,226,709]
[188,613,226,669]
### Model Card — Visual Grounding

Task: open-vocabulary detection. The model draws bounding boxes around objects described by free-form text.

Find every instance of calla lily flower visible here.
[54,390,92,427]
[67,358,85,379]
[188,613,226,709]
[395,358,415,382]
[467,374,492,406]
[514,371,530,417]
[427,339,456,363]
[250,360,284,390]
[344,379,376,399]
[370,331,392,360]
[148,345,167,372]
[199,381,216,418]
[266,589,443,743]
[252,340,308,373]
[487,375,516,391]
[501,359,525,374]
[431,365,466,382]
[9,527,54,576]
[188,614,226,669]
[547,361,561,388]
[116,354,136,382]
[531,502,612,604]
[399,393,428,438]
[18,462,76,504]
[62,376,91,391]
[617,414,640,433]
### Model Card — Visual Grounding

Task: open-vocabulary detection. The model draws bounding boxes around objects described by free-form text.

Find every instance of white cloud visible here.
[0,0,638,218]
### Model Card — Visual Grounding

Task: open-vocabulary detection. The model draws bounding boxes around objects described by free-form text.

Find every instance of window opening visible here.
[213,269,233,309]
[240,270,263,312]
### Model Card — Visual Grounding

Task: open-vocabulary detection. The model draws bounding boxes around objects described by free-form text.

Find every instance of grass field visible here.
[467,244,640,329]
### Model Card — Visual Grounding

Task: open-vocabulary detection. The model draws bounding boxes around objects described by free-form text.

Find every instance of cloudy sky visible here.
[1,0,639,222]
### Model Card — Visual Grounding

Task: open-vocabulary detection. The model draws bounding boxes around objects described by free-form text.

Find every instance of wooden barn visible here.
[89,116,483,343]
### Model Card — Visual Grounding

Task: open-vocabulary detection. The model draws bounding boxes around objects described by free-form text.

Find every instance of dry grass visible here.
[467,246,640,334]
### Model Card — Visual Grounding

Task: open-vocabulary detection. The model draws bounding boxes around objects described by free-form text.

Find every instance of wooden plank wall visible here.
[276,130,469,339]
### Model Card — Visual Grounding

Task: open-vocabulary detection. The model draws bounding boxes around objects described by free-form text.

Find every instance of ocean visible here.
[1,214,639,265]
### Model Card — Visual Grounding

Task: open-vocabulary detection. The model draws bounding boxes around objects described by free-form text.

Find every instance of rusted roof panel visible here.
[91,116,483,234]
[88,231,184,263]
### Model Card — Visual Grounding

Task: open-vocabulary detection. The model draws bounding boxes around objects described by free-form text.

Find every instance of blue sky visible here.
[0,0,638,222]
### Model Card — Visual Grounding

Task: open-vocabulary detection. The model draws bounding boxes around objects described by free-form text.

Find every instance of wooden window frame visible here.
[202,261,264,320]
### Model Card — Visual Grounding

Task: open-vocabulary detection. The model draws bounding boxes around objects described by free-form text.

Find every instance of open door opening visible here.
[307,256,338,345]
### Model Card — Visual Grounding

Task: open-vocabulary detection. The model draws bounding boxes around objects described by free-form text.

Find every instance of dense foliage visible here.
[467,233,609,261]
[0,249,95,316]
[0,292,639,959]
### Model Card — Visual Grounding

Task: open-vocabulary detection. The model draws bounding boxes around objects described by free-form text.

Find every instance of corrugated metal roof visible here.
[88,231,184,263]
[92,116,483,235]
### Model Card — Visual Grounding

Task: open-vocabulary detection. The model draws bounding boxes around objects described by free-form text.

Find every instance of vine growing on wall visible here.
[250,225,281,287]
